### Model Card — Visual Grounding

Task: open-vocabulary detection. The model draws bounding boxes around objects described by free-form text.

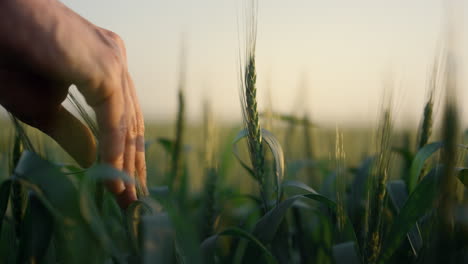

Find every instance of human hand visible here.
[0,0,147,208]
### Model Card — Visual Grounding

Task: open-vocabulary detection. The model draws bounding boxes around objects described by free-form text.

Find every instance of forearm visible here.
[0,0,108,86]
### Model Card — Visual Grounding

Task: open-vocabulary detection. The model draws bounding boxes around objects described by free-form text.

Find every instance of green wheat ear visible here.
[415,91,433,184]
[417,55,441,151]
[238,0,268,211]
[415,57,441,184]
[417,94,433,151]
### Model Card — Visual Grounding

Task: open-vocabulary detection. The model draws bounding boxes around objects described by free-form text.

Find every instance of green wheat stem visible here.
[170,89,185,193]
[335,129,346,233]
[169,38,187,195]
[435,51,459,263]
[303,114,315,185]
[436,100,458,263]
[200,100,217,239]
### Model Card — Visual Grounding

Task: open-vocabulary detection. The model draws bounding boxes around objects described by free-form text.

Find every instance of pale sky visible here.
[14,1,468,127]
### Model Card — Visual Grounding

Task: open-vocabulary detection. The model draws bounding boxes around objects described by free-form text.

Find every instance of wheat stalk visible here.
[169,40,187,195]
[238,0,268,211]
[199,100,217,239]
[415,58,442,185]
[335,128,346,233]
[435,51,459,263]
[365,109,392,264]
[170,89,185,193]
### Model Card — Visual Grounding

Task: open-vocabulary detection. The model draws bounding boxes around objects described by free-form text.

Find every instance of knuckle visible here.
[101,29,124,48]
[106,30,120,41]
[94,57,124,102]
[127,120,138,138]
[96,28,126,62]
[128,128,138,139]
[84,28,128,104]
[138,160,147,170]
[104,30,127,57]
[137,121,145,135]
[137,162,147,175]
[99,30,126,67]
[114,120,128,140]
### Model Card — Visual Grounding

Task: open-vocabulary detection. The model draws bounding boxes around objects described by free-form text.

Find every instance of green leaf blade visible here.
[408,142,442,192]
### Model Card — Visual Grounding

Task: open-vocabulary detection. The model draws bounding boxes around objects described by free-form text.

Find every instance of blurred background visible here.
[26,0,468,128]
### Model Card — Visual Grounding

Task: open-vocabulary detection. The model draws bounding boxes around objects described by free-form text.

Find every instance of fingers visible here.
[92,88,127,201]
[127,74,148,196]
[119,73,137,203]
[91,69,147,208]
[77,29,146,207]
[135,136,148,196]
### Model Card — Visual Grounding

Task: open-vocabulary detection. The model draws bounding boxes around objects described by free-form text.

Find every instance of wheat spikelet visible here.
[415,57,442,185]
[417,96,433,151]
[417,56,441,151]
[238,0,268,211]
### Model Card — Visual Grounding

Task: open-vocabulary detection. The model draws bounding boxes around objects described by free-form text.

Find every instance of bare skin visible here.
[0,0,147,208]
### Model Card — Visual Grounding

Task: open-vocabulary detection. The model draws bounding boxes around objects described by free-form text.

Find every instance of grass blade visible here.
[261,129,284,205]
[407,142,442,192]
[386,180,423,258]
[17,194,54,263]
[379,169,439,263]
